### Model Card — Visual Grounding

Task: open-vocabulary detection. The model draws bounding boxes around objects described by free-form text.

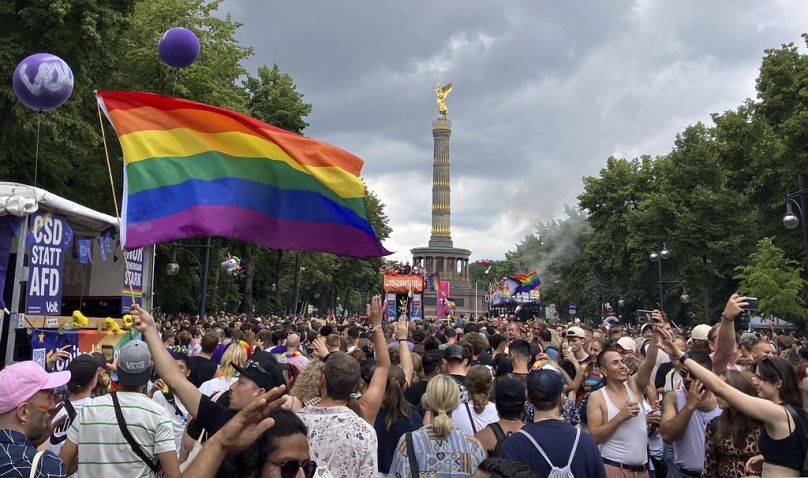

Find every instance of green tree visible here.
[244,64,312,134]
[735,237,808,324]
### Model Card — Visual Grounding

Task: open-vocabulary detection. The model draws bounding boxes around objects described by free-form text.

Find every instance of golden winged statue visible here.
[435,81,453,117]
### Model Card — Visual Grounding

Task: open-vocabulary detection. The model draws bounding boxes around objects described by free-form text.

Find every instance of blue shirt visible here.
[0,429,66,478]
[374,406,423,473]
[503,420,606,478]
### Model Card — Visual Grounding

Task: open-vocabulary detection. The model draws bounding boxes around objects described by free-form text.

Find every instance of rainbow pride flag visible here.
[507,271,541,295]
[428,272,440,292]
[96,91,390,258]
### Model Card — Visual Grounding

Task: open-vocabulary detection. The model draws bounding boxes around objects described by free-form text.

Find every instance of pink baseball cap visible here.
[614,336,636,353]
[0,361,70,414]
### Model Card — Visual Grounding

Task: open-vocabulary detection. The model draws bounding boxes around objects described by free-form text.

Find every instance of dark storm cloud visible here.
[220,0,808,260]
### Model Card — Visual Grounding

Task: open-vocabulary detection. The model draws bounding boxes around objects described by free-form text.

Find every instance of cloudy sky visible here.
[221,0,808,262]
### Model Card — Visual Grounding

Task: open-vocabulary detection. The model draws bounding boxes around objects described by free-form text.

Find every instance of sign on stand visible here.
[26,212,71,315]
[121,247,144,313]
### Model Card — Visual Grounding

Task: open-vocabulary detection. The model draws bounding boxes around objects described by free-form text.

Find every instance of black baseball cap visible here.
[67,353,105,387]
[444,344,466,361]
[527,368,563,402]
[232,350,286,391]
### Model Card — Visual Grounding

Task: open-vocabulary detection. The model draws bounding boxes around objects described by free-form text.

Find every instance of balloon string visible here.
[172,68,178,97]
[96,99,136,305]
[33,112,41,188]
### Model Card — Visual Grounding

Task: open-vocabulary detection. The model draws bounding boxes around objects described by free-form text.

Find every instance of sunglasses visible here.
[243,360,271,376]
[268,459,318,478]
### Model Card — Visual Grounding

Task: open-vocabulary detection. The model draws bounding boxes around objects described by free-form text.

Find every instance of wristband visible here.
[371,324,382,333]
[721,313,734,322]
[678,353,688,366]
[320,353,330,363]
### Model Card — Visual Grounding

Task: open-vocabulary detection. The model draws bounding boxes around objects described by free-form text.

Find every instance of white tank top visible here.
[673,387,722,471]
[598,382,648,466]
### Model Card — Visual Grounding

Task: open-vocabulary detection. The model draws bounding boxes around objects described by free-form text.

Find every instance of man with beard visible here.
[0,361,70,477]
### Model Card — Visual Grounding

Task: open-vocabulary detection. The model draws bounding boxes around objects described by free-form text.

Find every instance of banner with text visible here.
[26,212,71,315]
[31,328,140,370]
[383,274,424,293]
[410,293,422,320]
[121,247,144,313]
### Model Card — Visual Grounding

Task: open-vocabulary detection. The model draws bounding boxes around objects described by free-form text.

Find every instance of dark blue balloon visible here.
[158,27,201,68]
[12,53,74,112]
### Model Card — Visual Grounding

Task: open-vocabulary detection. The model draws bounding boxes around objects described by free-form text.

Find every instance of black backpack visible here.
[487,422,510,458]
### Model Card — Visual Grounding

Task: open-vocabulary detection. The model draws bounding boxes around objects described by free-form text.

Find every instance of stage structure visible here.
[0,183,155,366]
[411,82,474,318]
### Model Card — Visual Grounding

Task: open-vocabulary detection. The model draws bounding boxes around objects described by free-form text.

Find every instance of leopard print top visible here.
[701,419,761,478]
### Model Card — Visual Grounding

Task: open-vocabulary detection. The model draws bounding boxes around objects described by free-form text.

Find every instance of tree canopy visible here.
[1,0,391,316]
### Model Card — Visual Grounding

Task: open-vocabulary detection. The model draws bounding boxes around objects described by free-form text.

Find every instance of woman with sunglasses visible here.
[182,387,318,478]
[656,305,806,478]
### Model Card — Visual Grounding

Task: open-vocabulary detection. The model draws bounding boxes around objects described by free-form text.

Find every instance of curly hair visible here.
[476,457,538,478]
[289,359,324,404]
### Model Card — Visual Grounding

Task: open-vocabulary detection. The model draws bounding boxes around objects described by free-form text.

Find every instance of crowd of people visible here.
[1,293,808,477]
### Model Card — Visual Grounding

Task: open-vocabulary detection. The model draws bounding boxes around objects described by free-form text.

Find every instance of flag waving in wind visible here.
[428,272,440,292]
[96,91,391,258]
[506,271,541,295]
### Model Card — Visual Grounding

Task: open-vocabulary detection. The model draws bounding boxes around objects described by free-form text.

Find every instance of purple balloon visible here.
[158,27,201,69]
[12,53,74,112]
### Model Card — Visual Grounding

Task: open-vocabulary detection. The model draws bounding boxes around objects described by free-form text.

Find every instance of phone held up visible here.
[743,297,758,311]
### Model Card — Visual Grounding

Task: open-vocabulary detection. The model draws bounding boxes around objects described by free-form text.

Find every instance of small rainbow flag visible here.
[507,271,541,295]
[428,272,440,292]
[96,91,390,258]
[444,297,456,309]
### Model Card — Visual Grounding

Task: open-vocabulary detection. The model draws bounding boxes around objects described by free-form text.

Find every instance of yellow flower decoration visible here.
[104,317,122,333]
[72,310,89,328]
[122,315,133,329]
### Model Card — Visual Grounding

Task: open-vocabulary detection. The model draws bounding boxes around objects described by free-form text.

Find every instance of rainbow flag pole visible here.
[95,91,390,258]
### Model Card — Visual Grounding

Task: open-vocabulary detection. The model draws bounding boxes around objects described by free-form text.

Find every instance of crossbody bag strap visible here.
[63,399,77,421]
[163,391,185,419]
[29,450,44,478]
[406,431,419,478]
[110,392,159,472]
[464,402,477,434]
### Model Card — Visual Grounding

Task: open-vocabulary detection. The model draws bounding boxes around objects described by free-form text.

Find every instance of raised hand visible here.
[684,379,706,410]
[368,295,383,328]
[311,337,328,359]
[47,345,71,370]
[722,294,747,321]
[655,326,680,357]
[395,315,409,341]
[208,386,287,452]
[130,303,155,332]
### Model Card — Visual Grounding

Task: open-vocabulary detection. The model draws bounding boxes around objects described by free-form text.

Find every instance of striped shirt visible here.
[67,392,175,478]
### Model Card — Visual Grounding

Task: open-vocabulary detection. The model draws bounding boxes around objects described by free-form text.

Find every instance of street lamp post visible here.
[290,252,305,316]
[165,237,212,319]
[649,244,671,307]
[660,280,690,306]
[782,174,808,270]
